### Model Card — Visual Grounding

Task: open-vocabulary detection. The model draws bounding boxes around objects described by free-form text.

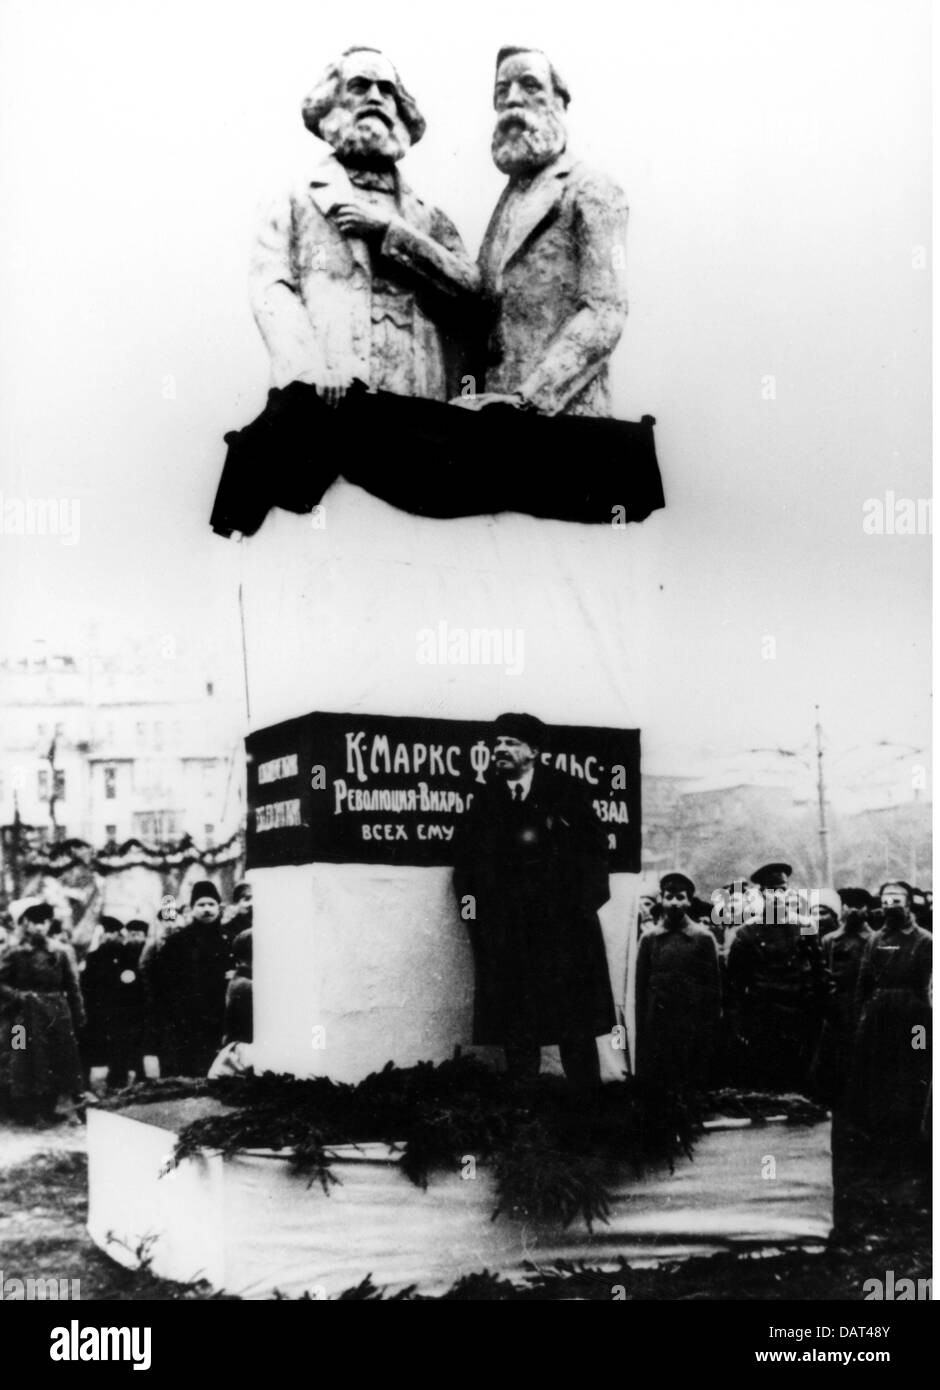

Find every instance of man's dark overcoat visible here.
[453,764,616,1047]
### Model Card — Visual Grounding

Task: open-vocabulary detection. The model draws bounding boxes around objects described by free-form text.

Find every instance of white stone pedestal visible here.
[237,488,645,1081]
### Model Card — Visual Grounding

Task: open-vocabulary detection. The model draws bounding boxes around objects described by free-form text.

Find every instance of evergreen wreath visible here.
[105,1053,826,1230]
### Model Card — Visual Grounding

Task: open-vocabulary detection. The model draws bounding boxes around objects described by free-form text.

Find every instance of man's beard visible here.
[321,106,410,169]
[491,109,566,176]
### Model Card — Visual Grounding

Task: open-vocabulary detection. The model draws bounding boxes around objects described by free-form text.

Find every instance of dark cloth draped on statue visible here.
[209,382,663,538]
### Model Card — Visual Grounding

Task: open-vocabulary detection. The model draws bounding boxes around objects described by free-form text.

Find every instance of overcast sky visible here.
[0,0,931,794]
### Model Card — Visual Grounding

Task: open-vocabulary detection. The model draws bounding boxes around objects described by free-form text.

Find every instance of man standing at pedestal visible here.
[463,46,629,418]
[453,714,616,1085]
[250,46,479,404]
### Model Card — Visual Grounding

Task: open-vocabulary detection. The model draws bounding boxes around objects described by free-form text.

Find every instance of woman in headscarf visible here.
[0,903,85,1124]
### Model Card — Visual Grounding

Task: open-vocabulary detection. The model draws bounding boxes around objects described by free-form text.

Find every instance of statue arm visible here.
[380,209,481,302]
[249,191,328,389]
[518,175,629,415]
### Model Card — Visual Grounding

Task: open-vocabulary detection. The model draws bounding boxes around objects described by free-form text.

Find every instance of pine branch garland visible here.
[107,1053,826,1232]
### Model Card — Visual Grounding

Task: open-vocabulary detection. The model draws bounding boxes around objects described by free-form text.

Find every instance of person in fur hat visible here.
[141,881,232,1077]
[0,902,85,1123]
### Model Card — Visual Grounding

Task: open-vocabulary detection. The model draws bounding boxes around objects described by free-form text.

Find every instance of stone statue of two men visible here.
[250,45,629,419]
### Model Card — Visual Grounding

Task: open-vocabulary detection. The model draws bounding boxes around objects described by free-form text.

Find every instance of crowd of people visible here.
[635,864,932,1137]
[0,854,932,1139]
[0,880,253,1125]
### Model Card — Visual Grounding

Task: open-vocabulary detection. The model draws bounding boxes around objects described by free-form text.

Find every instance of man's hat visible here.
[879,879,913,902]
[99,915,124,934]
[660,871,695,897]
[838,887,873,911]
[813,888,842,917]
[190,880,221,906]
[19,902,55,925]
[493,713,548,748]
[721,878,751,894]
[10,896,42,923]
[751,862,793,889]
[125,918,149,933]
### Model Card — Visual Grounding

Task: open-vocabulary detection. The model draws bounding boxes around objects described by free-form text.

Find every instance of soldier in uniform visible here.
[453,713,616,1086]
[0,903,85,1123]
[81,915,128,1085]
[846,881,932,1135]
[634,873,722,1091]
[725,861,831,1092]
[811,888,875,1105]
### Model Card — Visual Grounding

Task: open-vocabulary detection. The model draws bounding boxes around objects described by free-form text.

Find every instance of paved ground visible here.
[0,1115,86,1168]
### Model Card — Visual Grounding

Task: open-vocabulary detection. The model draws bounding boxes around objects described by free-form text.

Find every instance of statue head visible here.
[302,47,425,169]
[491,46,569,177]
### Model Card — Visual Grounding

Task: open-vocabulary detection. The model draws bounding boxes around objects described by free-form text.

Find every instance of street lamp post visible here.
[814,706,832,886]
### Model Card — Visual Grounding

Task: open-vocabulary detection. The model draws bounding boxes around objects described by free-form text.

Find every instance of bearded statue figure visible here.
[468,46,630,418]
[250,47,479,405]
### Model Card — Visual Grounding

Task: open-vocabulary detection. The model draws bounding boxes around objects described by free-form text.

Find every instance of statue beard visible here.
[320,106,410,169]
[491,109,566,176]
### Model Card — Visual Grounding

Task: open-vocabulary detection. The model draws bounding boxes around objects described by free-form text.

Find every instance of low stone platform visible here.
[87,1099,832,1299]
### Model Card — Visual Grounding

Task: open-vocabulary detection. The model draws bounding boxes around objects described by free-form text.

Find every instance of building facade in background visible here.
[0,642,245,862]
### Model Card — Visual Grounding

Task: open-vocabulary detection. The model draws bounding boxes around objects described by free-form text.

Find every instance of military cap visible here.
[660,871,695,897]
[751,862,793,889]
[837,887,873,911]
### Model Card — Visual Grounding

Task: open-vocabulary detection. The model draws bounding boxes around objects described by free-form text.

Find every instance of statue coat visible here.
[479,150,629,417]
[250,152,479,401]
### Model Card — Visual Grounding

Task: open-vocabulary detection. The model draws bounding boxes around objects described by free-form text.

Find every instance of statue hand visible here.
[330,202,391,239]
[314,370,354,408]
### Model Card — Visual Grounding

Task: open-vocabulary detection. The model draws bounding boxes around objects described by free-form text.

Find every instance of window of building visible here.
[153,721,164,751]
[105,824,117,841]
[133,810,179,843]
[104,765,117,799]
[204,823,215,847]
[53,770,66,799]
[53,825,66,843]
[38,768,50,799]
